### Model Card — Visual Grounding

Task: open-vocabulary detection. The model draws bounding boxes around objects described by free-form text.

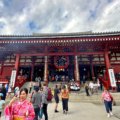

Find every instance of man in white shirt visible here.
[89,81,94,94]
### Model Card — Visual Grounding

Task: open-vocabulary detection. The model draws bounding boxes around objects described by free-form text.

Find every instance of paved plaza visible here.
[47,102,120,120]
[2,99,120,120]
[1,83,120,120]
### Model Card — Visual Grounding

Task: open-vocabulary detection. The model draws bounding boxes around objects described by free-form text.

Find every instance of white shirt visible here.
[89,82,94,88]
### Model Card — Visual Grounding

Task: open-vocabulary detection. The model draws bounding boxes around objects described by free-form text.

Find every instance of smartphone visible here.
[15,94,18,97]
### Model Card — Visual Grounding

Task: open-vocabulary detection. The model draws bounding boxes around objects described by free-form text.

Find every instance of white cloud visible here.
[93,0,120,32]
[0,0,120,34]
[0,1,4,8]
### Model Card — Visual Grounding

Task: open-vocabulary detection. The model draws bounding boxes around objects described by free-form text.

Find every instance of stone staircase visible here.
[69,92,120,105]
[21,81,31,89]
[20,82,120,105]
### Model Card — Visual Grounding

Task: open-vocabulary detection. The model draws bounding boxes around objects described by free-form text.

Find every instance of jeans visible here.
[34,107,40,120]
[104,100,112,113]
[42,104,48,120]
[62,98,68,111]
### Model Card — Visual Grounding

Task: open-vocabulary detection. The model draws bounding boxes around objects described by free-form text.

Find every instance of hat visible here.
[34,86,39,91]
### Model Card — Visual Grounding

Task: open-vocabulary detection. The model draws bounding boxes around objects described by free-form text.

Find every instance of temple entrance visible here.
[18,66,31,81]
[79,65,106,83]
[33,65,44,81]
[79,65,92,83]
[94,65,106,77]
[48,65,74,82]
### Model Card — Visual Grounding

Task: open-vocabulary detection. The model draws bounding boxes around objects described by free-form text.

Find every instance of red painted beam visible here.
[21,51,104,56]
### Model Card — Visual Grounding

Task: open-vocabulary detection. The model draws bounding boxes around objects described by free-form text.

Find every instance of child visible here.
[0,93,5,118]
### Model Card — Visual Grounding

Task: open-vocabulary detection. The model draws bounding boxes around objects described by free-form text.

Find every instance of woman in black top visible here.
[54,85,60,112]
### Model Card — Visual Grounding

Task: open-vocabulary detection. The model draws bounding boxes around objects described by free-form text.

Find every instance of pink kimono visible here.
[4,100,35,120]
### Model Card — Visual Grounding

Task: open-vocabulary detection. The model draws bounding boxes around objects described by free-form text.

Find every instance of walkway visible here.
[2,99,120,120]
[47,102,120,120]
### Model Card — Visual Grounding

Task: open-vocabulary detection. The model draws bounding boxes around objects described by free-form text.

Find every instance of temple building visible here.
[0,31,120,89]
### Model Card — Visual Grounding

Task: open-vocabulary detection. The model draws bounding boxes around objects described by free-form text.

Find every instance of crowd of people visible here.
[0,78,116,119]
[2,81,70,120]
[84,80,103,96]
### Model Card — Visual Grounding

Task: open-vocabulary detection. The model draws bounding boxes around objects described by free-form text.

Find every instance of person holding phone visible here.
[5,88,35,120]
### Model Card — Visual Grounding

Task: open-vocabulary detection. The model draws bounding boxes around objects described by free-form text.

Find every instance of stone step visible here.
[21,82,120,105]
[69,92,120,105]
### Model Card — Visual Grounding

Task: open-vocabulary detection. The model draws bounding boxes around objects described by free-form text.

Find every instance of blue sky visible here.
[0,0,120,35]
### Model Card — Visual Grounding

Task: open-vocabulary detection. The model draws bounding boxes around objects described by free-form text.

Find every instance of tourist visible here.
[7,84,12,98]
[29,81,33,93]
[102,88,113,118]
[89,81,94,94]
[54,85,60,113]
[55,75,59,82]
[31,86,42,120]
[61,85,69,114]
[0,93,5,119]
[42,83,49,120]
[4,88,35,120]
[1,84,7,100]
[84,82,90,96]
[14,86,20,97]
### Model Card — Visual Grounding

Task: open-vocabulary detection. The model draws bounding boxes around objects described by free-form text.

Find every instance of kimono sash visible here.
[13,115,25,120]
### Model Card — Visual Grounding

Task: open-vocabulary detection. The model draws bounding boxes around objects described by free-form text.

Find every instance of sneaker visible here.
[63,110,65,114]
[107,114,110,118]
[110,112,113,116]
[65,111,68,115]
[55,110,59,113]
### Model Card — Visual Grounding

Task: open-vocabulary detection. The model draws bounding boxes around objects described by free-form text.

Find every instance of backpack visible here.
[47,88,53,101]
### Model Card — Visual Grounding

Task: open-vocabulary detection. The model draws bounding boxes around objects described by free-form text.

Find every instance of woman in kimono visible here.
[5,88,35,120]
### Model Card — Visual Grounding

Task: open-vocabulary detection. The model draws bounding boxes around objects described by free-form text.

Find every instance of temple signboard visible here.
[108,69,116,87]
[9,69,17,87]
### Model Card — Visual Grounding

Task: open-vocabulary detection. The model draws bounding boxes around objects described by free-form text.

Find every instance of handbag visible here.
[109,93,116,105]
[112,100,116,106]
[109,93,113,101]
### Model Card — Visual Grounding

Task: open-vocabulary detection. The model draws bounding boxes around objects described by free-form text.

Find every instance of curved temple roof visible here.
[0,31,120,39]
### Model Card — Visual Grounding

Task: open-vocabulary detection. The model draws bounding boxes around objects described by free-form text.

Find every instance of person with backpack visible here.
[102,87,113,118]
[31,86,42,120]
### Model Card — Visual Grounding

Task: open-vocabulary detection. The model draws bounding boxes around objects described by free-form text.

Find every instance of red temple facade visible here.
[0,31,120,89]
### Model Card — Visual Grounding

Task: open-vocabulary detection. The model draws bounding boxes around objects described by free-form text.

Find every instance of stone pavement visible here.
[1,101,120,120]
[47,102,120,120]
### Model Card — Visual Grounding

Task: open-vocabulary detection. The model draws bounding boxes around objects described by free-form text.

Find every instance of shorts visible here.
[54,96,59,103]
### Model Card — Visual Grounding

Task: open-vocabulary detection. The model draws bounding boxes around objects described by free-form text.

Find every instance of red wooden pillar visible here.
[44,56,48,83]
[89,55,94,79]
[104,51,111,89]
[74,55,80,84]
[0,61,4,75]
[31,57,36,81]
[31,62,35,81]
[91,63,95,79]
[14,54,20,86]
